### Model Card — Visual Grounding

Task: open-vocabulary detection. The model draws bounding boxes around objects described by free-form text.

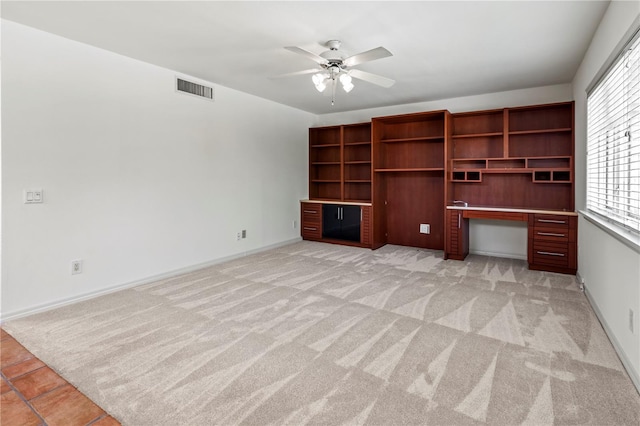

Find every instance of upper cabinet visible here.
[309,122,371,203]
[448,101,574,211]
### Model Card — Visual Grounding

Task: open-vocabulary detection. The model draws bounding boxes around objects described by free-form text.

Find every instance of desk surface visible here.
[446,205,578,216]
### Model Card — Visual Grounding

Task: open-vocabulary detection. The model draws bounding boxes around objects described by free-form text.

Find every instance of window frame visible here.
[585,26,640,244]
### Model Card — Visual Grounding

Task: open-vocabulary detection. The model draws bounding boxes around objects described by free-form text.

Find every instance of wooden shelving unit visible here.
[372,111,448,250]
[447,101,574,211]
[304,101,576,275]
[308,122,372,203]
[343,123,373,203]
[309,126,342,201]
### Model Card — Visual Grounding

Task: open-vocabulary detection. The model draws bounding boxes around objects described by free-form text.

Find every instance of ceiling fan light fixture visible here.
[284,40,394,104]
[312,73,327,92]
[339,73,354,92]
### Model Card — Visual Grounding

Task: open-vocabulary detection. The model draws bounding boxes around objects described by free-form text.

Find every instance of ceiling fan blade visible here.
[270,69,320,79]
[344,47,392,67]
[285,46,328,65]
[349,69,395,88]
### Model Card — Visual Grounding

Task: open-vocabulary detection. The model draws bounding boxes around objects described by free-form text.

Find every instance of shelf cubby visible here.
[487,158,526,169]
[452,171,482,182]
[508,103,573,133]
[451,109,504,136]
[527,157,571,169]
[376,113,445,141]
[533,170,572,183]
[452,159,487,169]
[376,140,444,170]
[452,135,503,159]
[508,132,572,158]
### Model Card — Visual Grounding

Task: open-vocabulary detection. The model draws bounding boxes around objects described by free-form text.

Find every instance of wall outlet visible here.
[236,232,242,241]
[24,189,44,204]
[71,259,83,275]
[242,229,247,239]
[630,309,635,333]
[293,220,297,229]
[419,224,430,234]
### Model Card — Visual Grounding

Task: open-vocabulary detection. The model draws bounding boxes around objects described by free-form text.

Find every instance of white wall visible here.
[315,84,573,126]
[572,0,640,388]
[1,20,314,319]
[318,84,573,259]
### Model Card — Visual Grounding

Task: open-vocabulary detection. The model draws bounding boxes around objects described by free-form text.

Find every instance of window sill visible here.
[579,210,640,253]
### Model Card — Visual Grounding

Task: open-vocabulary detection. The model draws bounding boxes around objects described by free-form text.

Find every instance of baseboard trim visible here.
[0,237,302,323]
[584,286,640,394]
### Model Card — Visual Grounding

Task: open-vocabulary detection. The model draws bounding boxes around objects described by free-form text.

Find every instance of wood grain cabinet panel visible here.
[300,202,372,248]
[528,214,577,274]
[445,209,468,260]
[301,202,322,240]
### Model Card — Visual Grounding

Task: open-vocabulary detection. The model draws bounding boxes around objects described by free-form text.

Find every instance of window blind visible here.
[587,29,640,235]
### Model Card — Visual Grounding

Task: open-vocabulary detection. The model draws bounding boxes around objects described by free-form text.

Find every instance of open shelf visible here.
[487,158,526,169]
[452,159,487,169]
[451,109,504,136]
[375,168,445,173]
[380,135,444,143]
[452,135,503,159]
[452,171,482,182]
[343,141,371,146]
[527,157,571,169]
[533,170,572,183]
[508,103,573,133]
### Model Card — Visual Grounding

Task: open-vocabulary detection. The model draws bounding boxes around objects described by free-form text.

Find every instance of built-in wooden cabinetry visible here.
[528,213,577,274]
[445,101,576,274]
[300,201,372,248]
[446,209,469,261]
[303,101,577,274]
[309,123,371,203]
[372,111,448,250]
[306,122,373,248]
[447,102,574,210]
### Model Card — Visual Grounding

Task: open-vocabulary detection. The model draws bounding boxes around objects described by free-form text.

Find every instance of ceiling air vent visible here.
[176,77,214,101]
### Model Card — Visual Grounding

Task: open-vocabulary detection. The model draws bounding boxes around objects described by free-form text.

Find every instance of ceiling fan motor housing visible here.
[320,40,348,64]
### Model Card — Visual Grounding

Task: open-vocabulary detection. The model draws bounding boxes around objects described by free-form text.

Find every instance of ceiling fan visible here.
[276,40,395,105]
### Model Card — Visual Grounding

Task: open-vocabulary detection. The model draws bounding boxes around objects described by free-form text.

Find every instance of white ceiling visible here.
[2,1,609,115]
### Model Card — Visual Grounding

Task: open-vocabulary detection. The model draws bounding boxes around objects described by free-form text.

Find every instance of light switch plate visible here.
[24,189,43,204]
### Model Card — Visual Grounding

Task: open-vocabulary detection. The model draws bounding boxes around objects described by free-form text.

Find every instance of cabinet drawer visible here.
[301,203,321,223]
[532,241,569,267]
[532,227,570,242]
[302,224,322,239]
[532,214,570,229]
[301,204,321,216]
[303,212,321,224]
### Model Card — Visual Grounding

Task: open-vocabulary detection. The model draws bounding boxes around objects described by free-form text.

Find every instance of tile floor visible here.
[1,328,120,426]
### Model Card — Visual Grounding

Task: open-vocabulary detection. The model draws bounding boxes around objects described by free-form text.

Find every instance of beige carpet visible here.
[4,241,640,425]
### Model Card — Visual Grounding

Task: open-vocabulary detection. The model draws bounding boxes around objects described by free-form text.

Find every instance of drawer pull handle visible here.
[537,251,565,257]
[537,232,565,237]
[303,210,317,214]
[538,219,566,224]
[303,227,317,231]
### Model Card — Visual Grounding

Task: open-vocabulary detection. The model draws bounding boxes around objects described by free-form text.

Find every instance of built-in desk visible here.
[445,206,578,275]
